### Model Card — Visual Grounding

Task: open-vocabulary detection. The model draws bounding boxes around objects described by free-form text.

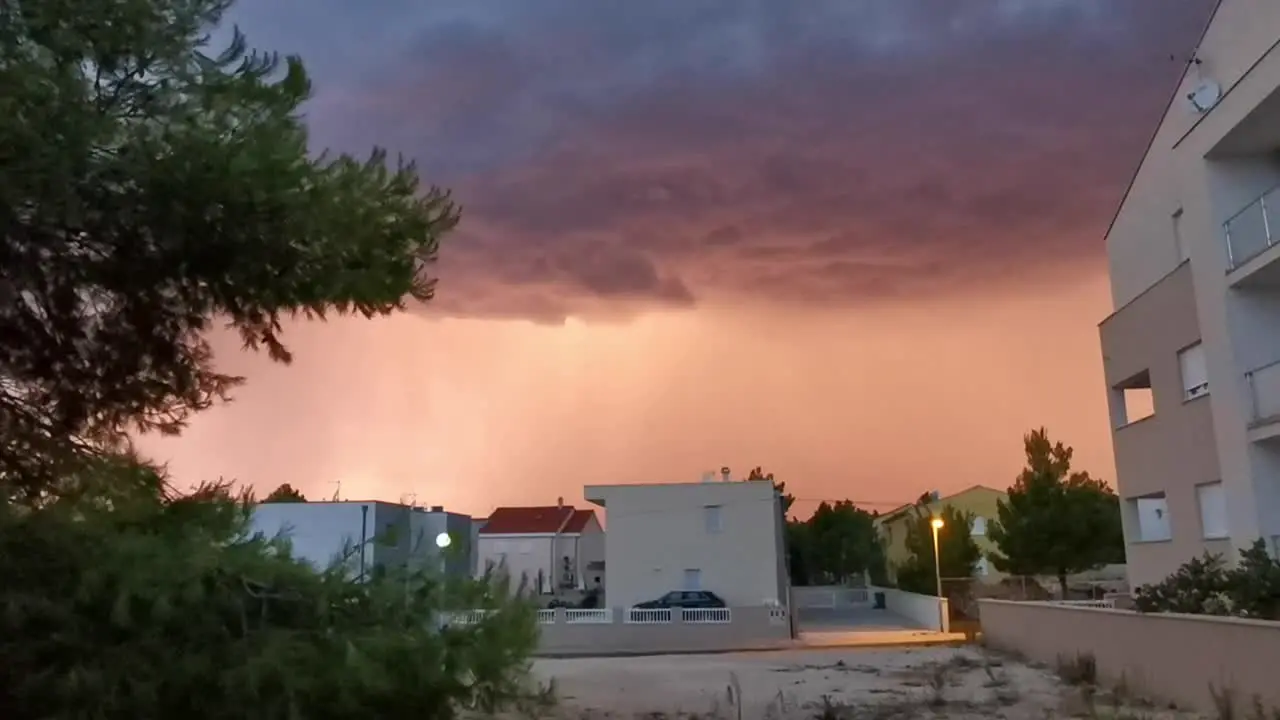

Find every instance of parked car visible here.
[633,590,726,609]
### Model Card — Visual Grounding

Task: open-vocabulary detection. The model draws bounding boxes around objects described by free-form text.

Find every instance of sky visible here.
[143,0,1217,519]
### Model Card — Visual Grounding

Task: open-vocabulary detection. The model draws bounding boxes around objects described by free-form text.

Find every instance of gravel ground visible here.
[519,645,1207,719]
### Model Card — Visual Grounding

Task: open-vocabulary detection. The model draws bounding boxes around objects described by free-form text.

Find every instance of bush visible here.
[0,468,548,720]
[1133,539,1280,620]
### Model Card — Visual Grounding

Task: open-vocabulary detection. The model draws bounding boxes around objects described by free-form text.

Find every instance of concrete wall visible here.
[979,600,1280,713]
[585,480,785,609]
[535,606,791,656]
[1100,262,1232,588]
[871,586,949,632]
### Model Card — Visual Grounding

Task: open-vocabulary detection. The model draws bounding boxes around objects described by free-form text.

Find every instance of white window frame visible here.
[1196,482,1228,540]
[1132,494,1172,542]
[970,516,987,536]
[704,505,723,534]
[1178,342,1208,401]
[682,568,702,590]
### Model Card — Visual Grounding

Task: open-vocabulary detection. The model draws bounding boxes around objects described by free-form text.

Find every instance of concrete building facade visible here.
[249,501,472,580]
[585,477,787,610]
[1101,0,1280,588]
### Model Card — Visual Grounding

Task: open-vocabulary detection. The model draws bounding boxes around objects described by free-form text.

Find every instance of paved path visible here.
[793,606,966,648]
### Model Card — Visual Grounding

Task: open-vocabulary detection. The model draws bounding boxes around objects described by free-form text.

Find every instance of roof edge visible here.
[1101,0,1223,242]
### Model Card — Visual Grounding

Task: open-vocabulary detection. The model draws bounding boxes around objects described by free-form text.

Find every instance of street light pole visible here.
[930,517,945,632]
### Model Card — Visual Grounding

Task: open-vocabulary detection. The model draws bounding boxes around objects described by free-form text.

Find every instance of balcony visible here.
[1225,184,1280,287]
[1246,358,1280,441]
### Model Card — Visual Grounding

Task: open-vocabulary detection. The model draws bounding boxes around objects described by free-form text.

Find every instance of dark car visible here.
[633,590,726,609]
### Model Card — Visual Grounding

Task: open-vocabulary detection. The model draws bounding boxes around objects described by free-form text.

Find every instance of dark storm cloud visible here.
[232,0,1216,319]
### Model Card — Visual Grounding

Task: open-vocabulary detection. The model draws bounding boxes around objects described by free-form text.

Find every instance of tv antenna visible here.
[330,481,342,501]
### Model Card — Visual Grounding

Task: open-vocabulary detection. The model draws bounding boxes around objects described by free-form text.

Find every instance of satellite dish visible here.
[1188,79,1221,113]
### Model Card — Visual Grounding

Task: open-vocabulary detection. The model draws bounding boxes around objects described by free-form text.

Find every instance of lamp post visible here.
[930,517,945,632]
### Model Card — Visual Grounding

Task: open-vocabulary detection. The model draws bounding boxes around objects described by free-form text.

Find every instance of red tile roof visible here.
[480,506,595,535]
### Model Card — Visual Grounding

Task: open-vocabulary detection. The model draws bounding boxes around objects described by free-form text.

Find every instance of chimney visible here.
[557,496,564,509]
[720,466,731,482]
[429,505,444,513]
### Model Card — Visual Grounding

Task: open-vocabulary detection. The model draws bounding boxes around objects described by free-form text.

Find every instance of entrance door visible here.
[682,568,702,590]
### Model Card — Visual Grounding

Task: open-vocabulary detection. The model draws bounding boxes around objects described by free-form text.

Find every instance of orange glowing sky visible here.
[143,0,1217,518]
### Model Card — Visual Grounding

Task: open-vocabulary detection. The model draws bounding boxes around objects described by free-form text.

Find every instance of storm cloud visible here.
[233,0,1215,320]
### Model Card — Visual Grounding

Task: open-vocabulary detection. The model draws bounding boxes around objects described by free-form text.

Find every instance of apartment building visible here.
[585,474,787,609]
[1101,0,1280,588]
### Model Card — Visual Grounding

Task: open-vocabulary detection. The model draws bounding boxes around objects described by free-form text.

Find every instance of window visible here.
[704,505,723,533]
[971,516,987,536]
[1179,342,1208,400]
[682,568,702,590]
[1196,482,1228,539]
[1111,371,1154,427]
[1130,493,1171,542]
[975,556,989,577]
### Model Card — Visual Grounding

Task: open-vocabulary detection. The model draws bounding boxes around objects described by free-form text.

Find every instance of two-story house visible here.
[585,475,787,609]
[475,501,605,594]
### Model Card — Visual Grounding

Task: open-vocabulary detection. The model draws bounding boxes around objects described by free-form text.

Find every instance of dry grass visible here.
[503,645,1260,719]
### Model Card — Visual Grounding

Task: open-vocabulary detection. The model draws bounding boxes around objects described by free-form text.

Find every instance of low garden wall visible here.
[449,606,793,656]
[978,599,1280,712]
[870,586,950,631]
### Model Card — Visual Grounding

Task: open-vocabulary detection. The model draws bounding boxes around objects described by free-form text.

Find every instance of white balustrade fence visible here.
[681,607,732,624]
[626,608,672,624]
[565,608,611,624]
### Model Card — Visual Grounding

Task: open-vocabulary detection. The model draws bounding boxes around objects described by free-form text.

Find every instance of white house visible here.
[475,501,605,594]
[249,501,472,580]
[584,475,787,610]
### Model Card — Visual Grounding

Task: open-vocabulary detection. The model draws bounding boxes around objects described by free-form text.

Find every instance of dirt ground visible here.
[526,646,1206,719]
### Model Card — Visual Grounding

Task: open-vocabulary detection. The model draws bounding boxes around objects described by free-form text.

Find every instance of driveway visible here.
[795,605,923,633]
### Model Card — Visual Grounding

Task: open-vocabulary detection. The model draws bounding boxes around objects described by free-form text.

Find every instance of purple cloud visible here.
[231,0,1216,320]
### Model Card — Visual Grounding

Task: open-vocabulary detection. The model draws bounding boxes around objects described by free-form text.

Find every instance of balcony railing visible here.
[1224,184,1280,270]
[1246,358,1280,424]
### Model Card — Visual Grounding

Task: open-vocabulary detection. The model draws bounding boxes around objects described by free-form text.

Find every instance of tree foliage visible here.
[987,428,1125,597]
[0,0,548,716]
[0,465,547,719]
[785,500,884,586]
[262,483,306,503]
[894,502,982,596]
[0,0,459,502]
[1133,540,1280,619]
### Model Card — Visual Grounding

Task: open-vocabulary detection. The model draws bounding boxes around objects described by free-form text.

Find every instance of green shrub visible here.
[1133,540,1280,620]
[0,468,547,720]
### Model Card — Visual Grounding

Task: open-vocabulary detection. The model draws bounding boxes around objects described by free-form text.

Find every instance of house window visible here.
[1130,493,1172,542]
[975,556,989,577]
[1196,482,1228,539]
[1179,342,1208,400]
[704,505,723,534]
[682,568,702,590]
[971,516,987,536]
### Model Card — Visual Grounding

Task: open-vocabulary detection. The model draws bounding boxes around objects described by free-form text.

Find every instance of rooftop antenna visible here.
[330,481,342,501]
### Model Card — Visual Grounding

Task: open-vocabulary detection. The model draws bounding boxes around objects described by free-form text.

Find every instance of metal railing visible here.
[625,608,672,624]
[1245,358,1280,424]
[1224,183,1280,270]
[564,608,611,624]
[681,607,732,624]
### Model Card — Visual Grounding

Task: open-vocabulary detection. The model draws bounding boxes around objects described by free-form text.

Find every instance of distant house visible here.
[476,501,604,594]
[249,501,473,580]
[874,485,1006,583]
[585,477,787,609]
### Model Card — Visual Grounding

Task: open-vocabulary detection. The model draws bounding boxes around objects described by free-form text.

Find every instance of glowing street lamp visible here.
[930,517,945,631]
[435,532,452,549]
